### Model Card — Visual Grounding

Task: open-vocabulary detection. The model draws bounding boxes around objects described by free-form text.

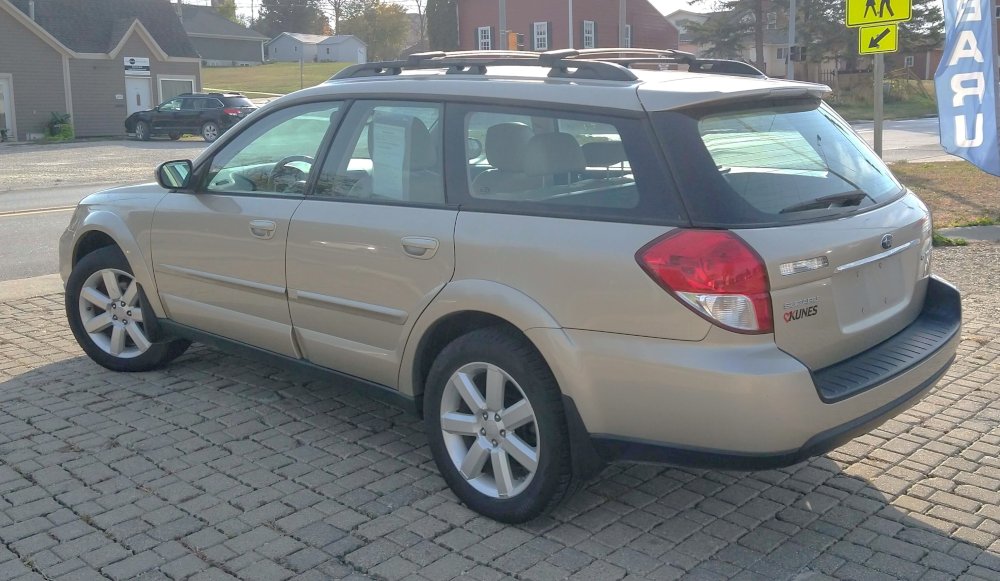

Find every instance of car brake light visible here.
[637,230,773,334]
[223,108,241,116]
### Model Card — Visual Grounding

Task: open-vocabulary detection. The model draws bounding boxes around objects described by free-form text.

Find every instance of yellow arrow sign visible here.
[846,0,911,27]
[858,24,899,54]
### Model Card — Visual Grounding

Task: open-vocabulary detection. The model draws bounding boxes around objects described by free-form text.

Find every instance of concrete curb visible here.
[937,225,1000,242]
[0,274,63,301]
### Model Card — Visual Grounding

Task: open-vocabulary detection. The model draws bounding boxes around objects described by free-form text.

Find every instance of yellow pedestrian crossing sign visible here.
[858,24,898,54]
[846,0,911,27]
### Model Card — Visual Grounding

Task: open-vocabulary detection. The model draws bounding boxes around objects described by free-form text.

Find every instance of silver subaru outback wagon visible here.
[60,49,961,523]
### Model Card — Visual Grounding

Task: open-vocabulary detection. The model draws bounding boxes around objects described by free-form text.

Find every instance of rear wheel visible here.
[424,327,574,522]
[134,121,150,141]
[65,246,189,372]
[201,121,220,142]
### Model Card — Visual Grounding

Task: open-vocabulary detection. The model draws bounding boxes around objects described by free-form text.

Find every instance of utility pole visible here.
[568,0,573,49]
[786,0,795,80]
[498,0,507,50]
[619,0,626,47]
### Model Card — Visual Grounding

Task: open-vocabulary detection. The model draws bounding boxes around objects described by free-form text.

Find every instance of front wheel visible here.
[134,121,150,141]
[168,132,181,140]
[201,121,220,142]
[65,246,190,372]
[424,327,574,523]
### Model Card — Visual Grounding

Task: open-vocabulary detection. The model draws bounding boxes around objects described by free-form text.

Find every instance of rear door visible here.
[286,100,457,388]
[653,100,932,369]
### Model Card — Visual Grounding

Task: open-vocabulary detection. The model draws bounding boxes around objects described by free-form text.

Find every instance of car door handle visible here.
[401,236,439,259]
[249,220,276,240]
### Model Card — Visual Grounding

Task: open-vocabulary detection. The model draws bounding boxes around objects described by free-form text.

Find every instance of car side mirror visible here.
[467,137,483,160]
[156,159,193,190]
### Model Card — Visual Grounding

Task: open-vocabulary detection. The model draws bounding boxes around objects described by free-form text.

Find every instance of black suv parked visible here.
[124,92,256,142]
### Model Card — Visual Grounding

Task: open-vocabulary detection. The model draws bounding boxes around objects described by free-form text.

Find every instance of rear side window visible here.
[654,100,904,227]
[451,104,685,224]
[223,96,254,107]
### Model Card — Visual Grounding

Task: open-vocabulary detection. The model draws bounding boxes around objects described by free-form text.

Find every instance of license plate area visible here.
[834,255,905,330]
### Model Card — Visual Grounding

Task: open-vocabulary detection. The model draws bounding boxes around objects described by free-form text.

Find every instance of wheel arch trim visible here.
[70,214,165,318]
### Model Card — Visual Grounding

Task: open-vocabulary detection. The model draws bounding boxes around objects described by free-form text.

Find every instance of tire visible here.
[168,132,181,140]
[135,121,150,141]
[201,121,220,142]
[65,246,190,372]
[424,327,574,523]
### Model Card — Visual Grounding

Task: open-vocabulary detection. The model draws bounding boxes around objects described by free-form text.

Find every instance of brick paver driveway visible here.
[0,246,997,581]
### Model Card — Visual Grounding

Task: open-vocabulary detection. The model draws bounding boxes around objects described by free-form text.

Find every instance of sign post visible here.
[845,0,911,157]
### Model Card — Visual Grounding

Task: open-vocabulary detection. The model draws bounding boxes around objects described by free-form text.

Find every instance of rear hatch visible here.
[222,96,256,119]
[650,98,934,370]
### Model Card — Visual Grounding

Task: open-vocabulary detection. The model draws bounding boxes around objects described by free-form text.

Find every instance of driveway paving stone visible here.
[0,245,997,580]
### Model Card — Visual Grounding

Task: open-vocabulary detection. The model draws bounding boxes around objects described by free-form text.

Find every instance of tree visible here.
[257,0,326,38]
[685,0,765,69]
[338,1,410,60]
[412,0,426,45]
[323,0,364,34]
[426,0,457,51]
[211,0,239,23]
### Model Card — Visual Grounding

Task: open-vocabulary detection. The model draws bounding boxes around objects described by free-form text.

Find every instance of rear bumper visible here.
[531,276,961,472]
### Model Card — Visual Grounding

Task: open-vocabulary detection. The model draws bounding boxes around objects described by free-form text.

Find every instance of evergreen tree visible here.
[426,0,458,51]
[258,0,325,38]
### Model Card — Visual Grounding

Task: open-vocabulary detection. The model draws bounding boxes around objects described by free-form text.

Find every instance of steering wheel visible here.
[269,155,314,193]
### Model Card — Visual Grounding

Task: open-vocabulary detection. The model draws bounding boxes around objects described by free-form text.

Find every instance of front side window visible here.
[534,22,548,50]
[204,102,341,195]
[458,105,684,222]
[159,99,181,112]
[654,100,903,226]
[478,26,492,50]
[314,101,444,205]
[583,20,595,48]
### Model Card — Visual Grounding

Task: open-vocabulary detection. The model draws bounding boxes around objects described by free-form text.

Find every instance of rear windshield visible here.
[222,96,254,107]
[654,100,904,227]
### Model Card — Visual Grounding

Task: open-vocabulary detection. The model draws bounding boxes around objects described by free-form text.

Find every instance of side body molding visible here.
[398,279,565,398]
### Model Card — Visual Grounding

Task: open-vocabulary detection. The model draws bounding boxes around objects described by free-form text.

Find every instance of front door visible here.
[151,101,343,356]
[287,100,456,388]
[125,77,151,116]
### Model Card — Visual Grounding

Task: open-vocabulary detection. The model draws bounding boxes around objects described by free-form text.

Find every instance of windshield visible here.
[654,100,904,227]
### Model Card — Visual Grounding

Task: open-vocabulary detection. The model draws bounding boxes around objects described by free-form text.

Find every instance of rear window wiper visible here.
[779,190,874,214]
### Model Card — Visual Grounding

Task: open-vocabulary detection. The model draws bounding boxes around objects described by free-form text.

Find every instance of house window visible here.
[534,22,548,50]
[326,47,330,54]
[904,55,914,67]
[624,24,631,48]
[777,47,787,61]
[478,26,492,50]
[583,20,596,49]
[766,12,777,30]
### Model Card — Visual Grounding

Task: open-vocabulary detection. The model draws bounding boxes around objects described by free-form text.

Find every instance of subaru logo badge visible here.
[881,234,893,249]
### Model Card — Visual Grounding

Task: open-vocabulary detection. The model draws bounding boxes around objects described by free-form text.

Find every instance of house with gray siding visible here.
[0,0,200,141]
[179,4,267,67]
[266,33,367,64]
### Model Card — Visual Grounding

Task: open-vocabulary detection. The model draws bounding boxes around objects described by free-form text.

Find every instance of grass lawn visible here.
[831,97,938,122]
[202,62,353,97]
[890,161,1000,227]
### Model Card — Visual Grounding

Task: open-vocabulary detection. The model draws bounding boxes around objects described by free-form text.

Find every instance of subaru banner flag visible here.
[935,0,1000,176]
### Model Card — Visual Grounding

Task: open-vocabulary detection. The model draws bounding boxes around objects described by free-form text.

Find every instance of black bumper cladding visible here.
[812,276,962,403]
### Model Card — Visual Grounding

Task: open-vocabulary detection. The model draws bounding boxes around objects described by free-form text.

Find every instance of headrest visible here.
[582,141,628,167]
[407,118,436,170]
[485,122,534,172]
[523,132,585,177]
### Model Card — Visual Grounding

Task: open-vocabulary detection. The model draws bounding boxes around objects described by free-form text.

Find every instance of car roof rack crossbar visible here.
[331,48,763,81]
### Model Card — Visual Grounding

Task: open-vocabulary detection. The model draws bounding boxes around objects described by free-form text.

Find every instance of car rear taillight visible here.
[223,108,241,116]
[637,230,773,334]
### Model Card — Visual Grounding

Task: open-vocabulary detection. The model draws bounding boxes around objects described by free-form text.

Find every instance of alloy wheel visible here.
[202,123,219,141]
[77,268,150,359]
[439,362,540,499]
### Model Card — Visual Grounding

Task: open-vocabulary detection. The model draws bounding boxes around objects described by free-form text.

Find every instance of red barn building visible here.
[457,0,679,52]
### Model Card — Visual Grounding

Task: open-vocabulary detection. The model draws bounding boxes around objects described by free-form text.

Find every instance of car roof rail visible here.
[330,48,764,82]
[332,49,638,82]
